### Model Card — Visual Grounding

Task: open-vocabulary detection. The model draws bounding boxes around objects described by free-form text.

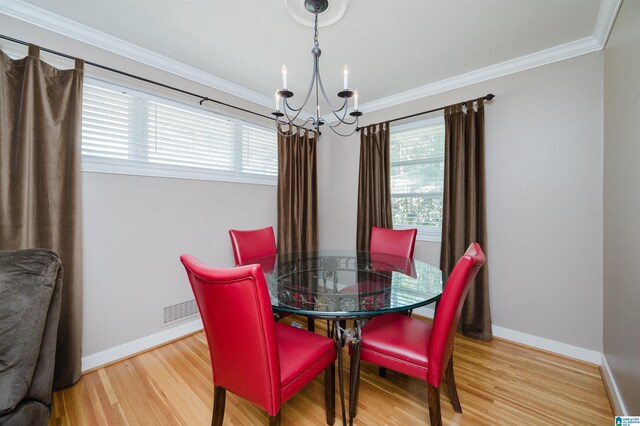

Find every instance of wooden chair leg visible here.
[378,366,386,377]
[269,411,281,426]
[211,386,226,426]
[427,383,442,426]
[444,357,462,413]
[324,364,335,425]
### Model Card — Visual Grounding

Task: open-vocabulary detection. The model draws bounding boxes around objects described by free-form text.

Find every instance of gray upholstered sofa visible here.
[0,249,63,426]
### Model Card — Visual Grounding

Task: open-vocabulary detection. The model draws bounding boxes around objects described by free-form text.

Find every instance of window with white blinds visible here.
[82,79,277,185]
[390,116,445,241]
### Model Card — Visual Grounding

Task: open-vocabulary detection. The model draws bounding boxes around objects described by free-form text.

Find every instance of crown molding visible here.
[0,0,274,109]
[1,0,623,117]
[360,36,602,113]
[359,0,622,114]
[592,0,623,48]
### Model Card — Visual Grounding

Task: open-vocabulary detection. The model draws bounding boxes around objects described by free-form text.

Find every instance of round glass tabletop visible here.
[245,250,444,319]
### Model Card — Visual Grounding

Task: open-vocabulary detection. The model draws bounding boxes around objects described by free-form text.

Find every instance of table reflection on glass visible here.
[244,250,444,425]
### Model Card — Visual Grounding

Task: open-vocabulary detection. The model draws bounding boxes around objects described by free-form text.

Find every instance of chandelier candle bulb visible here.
[282,65,288,89]
[275,91,280,111]
[354,90,358,110]
[343,65,348,89]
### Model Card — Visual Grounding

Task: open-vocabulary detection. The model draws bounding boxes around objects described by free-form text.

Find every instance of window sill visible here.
[415,233,442,243]
[82,160,277,186]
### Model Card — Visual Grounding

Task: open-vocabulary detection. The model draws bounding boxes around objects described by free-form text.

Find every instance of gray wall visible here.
[319,52,604,351]
[603,0,640,414]
[82,173,276,355]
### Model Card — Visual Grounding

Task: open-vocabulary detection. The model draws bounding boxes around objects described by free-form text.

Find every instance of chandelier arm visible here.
[316,66,356,125]
[279,48,319,129]
[283,107,319,133]
[282,102,304,123]
[328,115,358,128]
[283,67,315,113]
[281,71,316,124]
[282,84,313,125]
[334,97,350,120]
[282,97,304,113]
[325,118,360,137]
[315,65,346,116]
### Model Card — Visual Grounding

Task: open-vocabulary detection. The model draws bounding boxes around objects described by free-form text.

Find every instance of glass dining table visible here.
[243,250,444,425]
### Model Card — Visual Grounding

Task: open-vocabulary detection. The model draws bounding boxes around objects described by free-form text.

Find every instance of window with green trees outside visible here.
[390,116,445,241]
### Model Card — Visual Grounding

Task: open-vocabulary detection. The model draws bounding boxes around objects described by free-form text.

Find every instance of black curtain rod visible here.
[0,33,276,122]
[356,93,495,132]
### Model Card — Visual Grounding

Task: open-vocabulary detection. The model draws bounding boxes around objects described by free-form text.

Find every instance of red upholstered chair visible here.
[229,226,316,331]
[352,243,485,426]
[370,226,418,327]
[229,226,277,266]
[181,255,337,426]
[370,226,418,258]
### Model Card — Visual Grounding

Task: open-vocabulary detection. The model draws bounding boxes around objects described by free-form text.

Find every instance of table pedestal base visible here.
[328,320,363,426]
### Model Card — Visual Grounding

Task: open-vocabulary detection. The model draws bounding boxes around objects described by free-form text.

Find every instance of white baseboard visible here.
[601,354,628,415]
[491,325,602,365]
[81,309,601,373]
[413,306,602,365]
[81,318,203,372]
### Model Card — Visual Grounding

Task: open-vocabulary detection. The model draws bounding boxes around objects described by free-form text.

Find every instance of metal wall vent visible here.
[163,299,199,324]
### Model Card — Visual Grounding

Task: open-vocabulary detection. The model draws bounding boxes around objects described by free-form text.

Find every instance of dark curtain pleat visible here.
[277,125,318,253]
[356,123,393,251]
[0,45,84,386]
[440,99,491,340]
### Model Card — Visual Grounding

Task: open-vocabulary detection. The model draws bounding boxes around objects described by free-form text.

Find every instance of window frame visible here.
[81,78,278,186]
[390,116,445,243]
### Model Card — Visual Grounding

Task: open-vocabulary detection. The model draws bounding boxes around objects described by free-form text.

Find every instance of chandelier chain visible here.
[314,13,319,47]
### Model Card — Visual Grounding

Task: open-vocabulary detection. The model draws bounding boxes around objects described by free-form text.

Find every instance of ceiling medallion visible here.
[283,0,350,27]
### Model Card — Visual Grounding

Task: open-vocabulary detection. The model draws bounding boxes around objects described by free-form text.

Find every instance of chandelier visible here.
[273,0,362,136]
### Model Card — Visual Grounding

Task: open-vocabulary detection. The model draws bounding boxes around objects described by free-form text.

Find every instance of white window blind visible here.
[82,79,277,185]
[390,116,445,241]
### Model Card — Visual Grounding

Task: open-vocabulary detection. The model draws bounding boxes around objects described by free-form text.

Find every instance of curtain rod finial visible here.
[485,94,495,101]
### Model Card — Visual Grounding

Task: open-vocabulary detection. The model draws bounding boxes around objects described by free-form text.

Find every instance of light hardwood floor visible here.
[49,316,613,425]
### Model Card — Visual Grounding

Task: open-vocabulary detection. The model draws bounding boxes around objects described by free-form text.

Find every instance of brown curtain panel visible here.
[440,99,491,340]
[277,125,318,253]
[0,45,84,387]
[356,123,393,251]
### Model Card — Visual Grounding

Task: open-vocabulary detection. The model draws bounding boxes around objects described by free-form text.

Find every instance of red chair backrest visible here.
[229,226,277,265]
[427,243,485,387]
[369,226,418,259]
[180,255,281,415]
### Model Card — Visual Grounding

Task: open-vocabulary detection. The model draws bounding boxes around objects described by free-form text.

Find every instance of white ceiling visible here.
[1,0,618,112]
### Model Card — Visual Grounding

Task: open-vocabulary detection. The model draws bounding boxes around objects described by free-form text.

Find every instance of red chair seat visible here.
[360,313,432,380]
[276,322,336,402]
